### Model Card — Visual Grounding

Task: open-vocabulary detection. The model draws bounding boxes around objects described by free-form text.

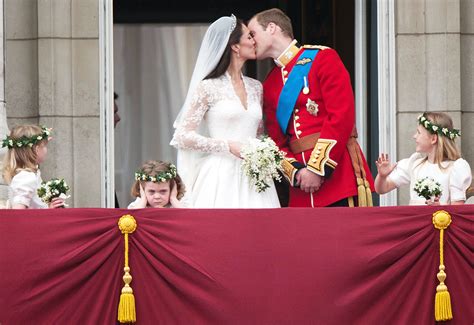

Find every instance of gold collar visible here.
[274,40,300,68]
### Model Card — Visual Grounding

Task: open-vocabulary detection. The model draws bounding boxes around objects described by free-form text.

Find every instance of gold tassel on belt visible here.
[432,210,453,322]
[118,214,138,323]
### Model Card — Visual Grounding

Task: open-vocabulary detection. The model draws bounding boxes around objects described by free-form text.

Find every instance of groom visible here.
[248,8,374,207]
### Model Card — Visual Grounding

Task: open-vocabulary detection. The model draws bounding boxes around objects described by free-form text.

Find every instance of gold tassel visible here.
[432,210,453,322]
[356,177,367,207]
[364,180,373,207]
[118,215,138,323]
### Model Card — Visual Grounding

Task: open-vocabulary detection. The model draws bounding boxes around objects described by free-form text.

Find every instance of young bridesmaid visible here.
[375,112,472,205]
[3,125,65,209]
[128,160,186,208]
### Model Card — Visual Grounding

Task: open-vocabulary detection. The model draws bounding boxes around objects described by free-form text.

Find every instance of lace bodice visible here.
[171,73,264,153]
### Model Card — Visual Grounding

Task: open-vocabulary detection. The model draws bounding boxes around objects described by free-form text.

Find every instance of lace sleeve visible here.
[171,81,229,153]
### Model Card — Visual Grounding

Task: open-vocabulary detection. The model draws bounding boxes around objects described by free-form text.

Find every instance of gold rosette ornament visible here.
[432,210,453,321]
[117,214,138,323]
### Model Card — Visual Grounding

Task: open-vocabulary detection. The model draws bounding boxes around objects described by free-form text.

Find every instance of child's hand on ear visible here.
[169,182,183,208]
[136,184,148,208]
[170,182,178,200]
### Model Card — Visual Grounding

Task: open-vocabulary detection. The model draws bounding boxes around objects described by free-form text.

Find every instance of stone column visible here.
[395,0,464,205]
[460,0,474,165]
[3,0,101,207]
[37,0,100,207]
[0,0,9,206]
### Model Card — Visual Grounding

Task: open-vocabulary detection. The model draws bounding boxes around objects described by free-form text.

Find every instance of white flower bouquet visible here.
[37,178,70,205]
[240,136,286,193]
[414,177,442,200]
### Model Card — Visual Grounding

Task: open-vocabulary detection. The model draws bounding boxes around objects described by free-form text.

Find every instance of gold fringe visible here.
[357,178,367,207]
[348,196,355,207]
[432,211,453,322]
[435,273,453,321]
[118,215,138,324]
[364,180,373,207]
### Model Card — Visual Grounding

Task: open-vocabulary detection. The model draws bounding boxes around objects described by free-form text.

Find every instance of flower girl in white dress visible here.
[128,160,185,209]
[3,125,65,209]
[171,15,280,208]
[375,112,472,205]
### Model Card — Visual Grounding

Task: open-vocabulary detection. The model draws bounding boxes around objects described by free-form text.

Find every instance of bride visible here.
[170,15,280,208]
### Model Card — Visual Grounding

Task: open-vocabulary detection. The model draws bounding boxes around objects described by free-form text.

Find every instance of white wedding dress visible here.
[171,73,281,208]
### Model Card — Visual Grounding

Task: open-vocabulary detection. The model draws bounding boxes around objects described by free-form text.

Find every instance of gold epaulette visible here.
[281,158,299,185]
[303,44,330,50]
[306,139,338,177]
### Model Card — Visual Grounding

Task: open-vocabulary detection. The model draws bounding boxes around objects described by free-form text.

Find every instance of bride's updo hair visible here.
[205,19,244,80]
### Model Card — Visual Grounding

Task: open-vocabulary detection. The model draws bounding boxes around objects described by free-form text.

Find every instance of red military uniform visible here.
[263,41,374,207]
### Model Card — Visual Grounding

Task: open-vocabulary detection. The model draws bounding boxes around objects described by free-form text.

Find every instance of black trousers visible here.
[328,197,355,207]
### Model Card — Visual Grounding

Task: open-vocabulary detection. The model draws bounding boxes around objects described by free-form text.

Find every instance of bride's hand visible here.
[228,140,243,159]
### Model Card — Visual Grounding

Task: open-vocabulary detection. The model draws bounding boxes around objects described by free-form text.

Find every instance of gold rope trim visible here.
[118,214,138,323]
[432,210,453,321]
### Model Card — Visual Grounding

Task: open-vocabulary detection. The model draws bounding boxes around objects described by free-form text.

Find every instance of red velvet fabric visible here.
[0,206,472,324]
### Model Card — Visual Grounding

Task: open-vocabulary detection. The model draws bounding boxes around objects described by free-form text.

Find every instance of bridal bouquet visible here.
[240,136,285,193]
[37,178,71,205]
[413,177,442,200]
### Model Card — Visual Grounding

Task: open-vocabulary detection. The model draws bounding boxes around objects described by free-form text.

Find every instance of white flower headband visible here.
[417,113,460,140]
[135,164,178,183]
[2,126,52,149]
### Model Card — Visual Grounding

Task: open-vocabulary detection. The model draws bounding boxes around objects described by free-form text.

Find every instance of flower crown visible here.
[135,164,178,183]
[2,126,52,149]
[417,113,460,140]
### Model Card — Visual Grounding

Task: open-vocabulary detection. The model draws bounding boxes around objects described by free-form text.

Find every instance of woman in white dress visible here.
[170,15,280,208]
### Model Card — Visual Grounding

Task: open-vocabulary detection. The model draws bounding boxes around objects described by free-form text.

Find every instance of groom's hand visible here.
[296,168,324,193]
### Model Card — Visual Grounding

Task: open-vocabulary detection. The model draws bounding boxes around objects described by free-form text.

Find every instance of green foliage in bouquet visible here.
[241,136,285,193]
[414,177,442,200]
[37,178,70,203]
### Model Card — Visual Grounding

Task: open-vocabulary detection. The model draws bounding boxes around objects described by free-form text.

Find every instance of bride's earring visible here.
[237,51,240,58]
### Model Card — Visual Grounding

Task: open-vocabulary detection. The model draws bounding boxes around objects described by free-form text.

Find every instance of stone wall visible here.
[395,0,472,204]
[4,0,101,207]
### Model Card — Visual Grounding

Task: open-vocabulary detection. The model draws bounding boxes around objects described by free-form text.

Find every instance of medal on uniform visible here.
[306,98,318,116]
[303,76,310,95]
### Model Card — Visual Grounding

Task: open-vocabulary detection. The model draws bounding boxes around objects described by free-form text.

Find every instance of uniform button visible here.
[294,116,300,120]
[315,150,321,154]
[295,109,299,113]
[312,159,317,163]
[295,123,301,127]
[283,70,288,76]
[297,130,302,135]
[284,77,288,82]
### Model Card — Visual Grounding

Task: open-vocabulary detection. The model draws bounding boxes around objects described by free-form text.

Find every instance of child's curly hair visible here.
[130,160,185,200]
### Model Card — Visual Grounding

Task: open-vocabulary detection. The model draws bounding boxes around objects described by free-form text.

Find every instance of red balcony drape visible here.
[0,206,472,324]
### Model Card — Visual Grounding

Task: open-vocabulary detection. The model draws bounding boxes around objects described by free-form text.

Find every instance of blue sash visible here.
[276,49,319,133]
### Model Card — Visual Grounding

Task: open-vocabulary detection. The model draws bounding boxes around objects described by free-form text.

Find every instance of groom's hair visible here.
[252,8,293,39]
